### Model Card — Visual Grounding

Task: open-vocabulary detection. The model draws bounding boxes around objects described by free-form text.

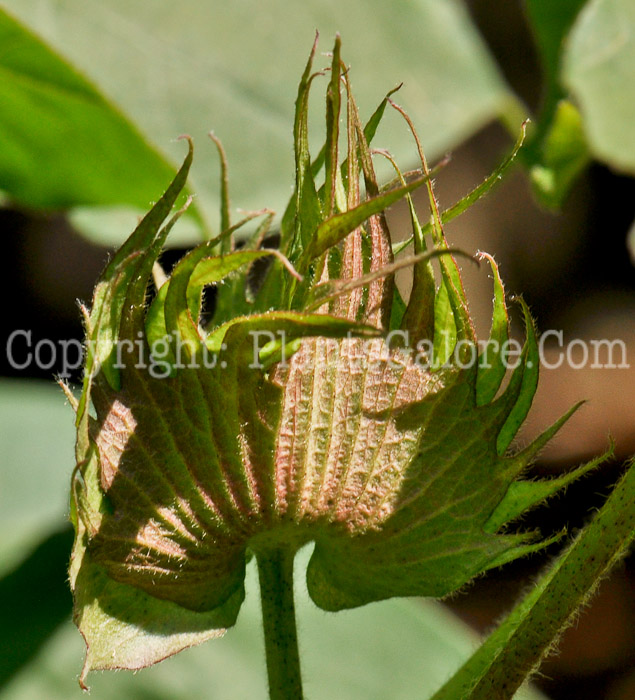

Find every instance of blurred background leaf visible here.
[0,10,198,223]
[0,380,73,575]
[514,0,635,209]
[0,527,73,689]
[524,0,587,122]
[1,0,509,246]
[563,0,635,174]
[522,0,590,208]
[528,99,590,209]
[0,381,75,686]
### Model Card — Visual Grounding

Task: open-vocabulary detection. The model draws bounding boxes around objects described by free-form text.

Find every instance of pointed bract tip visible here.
[57,378,79,412]
[437,153,452,169]
[177,134,194,159]
[208,131,224,148]
[78,659,90,691]
[476,250,496,264]
[310,30,319,56]
[78,301,91,330]
[265,248,304,282]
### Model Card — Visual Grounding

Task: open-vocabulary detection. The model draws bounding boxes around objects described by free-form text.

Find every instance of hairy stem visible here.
[256,547,304,700]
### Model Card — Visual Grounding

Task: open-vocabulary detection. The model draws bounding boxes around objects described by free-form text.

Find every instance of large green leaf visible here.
[0,9,193,220]
[0,546,546,700]
[0,380,74,576]
[563,0,635,173]
[2,0,509,245]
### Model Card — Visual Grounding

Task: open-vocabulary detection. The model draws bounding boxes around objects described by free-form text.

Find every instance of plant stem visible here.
[256,547,304,700]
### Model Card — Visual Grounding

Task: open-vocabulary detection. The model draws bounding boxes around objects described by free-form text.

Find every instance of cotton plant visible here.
[66,37,634,700]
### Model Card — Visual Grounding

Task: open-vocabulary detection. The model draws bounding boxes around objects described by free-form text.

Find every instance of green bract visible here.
[69,38,604,687]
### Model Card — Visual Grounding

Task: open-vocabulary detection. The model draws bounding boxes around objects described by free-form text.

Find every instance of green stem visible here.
[256,547,304,700]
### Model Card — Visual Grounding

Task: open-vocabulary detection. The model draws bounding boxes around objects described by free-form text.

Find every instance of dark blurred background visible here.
[1,1,633,698]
